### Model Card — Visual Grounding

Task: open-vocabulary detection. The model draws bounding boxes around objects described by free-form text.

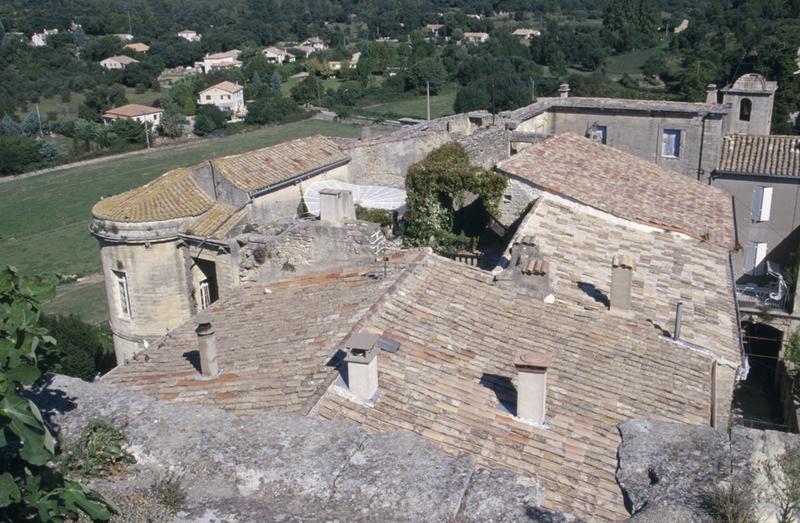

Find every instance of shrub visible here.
[61,420,136,478]
[245,96,301,125]
[705,483,757,523]
[356,205,395,228]
[39,314,116,381]
[0,134,41,175]
[149,473,186,514]
[786,330,800,366]
[0,266,114,520]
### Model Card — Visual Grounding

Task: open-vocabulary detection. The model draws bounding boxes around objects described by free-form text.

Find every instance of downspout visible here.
[730,251,749,381]
[696,112,707,182]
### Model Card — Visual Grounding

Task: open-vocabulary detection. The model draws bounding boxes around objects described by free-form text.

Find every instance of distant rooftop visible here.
[102,103,163,118]
[102,55,139,65]
[717,134,800,177]
[496,132,736,249]
[199,81,243,94]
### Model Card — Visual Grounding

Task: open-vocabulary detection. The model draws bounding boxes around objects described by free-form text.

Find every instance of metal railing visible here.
[736,283,789,311]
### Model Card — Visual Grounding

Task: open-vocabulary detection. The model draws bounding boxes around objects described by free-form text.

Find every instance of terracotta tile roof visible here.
[103,55,139,65]
[183,203,247,240]
[717,134,800,177]
[124,42,150,52]
[102,103,164,118]
[101,254,419,417]
[199,81,242,95]
[92,168,213,222]
[312,254,717,521]
[211,134,349,194]
[204,49,240,60]
[497,132,736,249]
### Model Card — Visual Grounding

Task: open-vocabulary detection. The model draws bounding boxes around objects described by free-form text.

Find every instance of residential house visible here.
[262,46,295,64]
[197,81,247,120]
[177,29,201,42]
[512,28,541,40]
[350,52,361,68]
[102,104,163,126]
[300,36,327,51]
[463,31,489,44]
[100,55,139,70]
[426,23,444,38]
[328,61,344,71]
[30,28,58,47]
[100,133,741,521]
[194,50,242,74]
[124,42,150,53]
[113,33,134,42]
[712,134,800,311]
[292,45,316,58]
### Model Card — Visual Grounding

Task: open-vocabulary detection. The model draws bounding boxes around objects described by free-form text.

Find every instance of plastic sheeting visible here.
[302,180,407,216]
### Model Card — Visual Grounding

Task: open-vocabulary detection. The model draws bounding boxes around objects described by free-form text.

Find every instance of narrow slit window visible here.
[113,270,131,318]
[740,98,752,122]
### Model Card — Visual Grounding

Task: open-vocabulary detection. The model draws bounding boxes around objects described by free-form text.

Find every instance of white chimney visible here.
[319,189,355,225]
[345,331,380,400]
[195,311,219,377]
[514,352,551,424]
[610,254,635,312]
[558,83,570,98]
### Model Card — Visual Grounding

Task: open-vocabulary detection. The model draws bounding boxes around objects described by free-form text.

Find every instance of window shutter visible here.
[755,243,768,275]
[759,187,773,222]
[751,186,763,221]
[744,243,757,274]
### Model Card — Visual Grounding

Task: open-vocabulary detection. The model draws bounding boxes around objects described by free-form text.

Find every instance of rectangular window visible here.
[205,95,211,100]
[751,186,773,222]
[661,129,681,158]
[199,280,211,310]
[745,242,768,275]
[113,270,131,318]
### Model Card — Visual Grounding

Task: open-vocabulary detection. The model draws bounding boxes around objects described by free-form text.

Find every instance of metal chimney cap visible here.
[345,345,378,364]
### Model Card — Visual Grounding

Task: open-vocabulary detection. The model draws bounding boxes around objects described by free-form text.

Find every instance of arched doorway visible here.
[733,321,785,429]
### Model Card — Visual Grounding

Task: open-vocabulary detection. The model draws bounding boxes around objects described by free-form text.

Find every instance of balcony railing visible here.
[736,282,789,311]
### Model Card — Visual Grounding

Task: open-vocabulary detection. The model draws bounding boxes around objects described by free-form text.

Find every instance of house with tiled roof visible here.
[262,46,295,64]
[100,54,139,70]
[101,104,163,125]
[711,134,800,314]
[194,49,241,74]
[100,133,742,518]
[197,81,246,120]
[124,42,150,53]
[90,135,387,363]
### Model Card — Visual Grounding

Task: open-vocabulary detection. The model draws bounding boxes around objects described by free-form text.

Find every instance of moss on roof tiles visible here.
[92,167,214,222]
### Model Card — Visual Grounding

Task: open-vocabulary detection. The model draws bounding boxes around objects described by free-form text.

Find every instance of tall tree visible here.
[270,70,282,97]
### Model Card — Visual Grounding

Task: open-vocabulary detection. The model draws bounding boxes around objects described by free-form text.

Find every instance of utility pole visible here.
[127,9,133,36]
[35,103,43,138]
[144,122,150,149]
[426,81,431,120]
[530,77,535,103]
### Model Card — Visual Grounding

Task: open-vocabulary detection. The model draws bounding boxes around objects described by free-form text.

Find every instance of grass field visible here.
[358,85,458,120]
[0,119,362,323]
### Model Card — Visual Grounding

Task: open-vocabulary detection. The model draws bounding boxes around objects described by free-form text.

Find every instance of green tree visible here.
[20,112,40,138]
[403,143,507,252]
[38,141,59,161]
[79,85,127,122]
[245,96,300,125]
[290,75,323,104]
[406,57,446,95]
[39,315,114,381]
[159,105,187,138]
[1,114,20,135]
[0,266,114,520]
[270,70,282,97]
[0,135,40,175]
[193,105,226,136]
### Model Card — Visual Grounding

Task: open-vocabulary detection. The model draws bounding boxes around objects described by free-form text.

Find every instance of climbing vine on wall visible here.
[403,142,507,252]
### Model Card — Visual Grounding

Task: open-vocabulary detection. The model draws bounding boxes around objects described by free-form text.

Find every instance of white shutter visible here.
[744,243,757,274]
[759,187,773,222]
[755,243,768,275]
[751,186,763,221]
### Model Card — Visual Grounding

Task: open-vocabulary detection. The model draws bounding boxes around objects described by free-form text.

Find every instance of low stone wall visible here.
[234,219,385,283]
[31,375,576,522]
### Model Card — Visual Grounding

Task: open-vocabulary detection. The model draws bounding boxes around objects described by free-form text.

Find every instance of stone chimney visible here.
[705,84,718,104]
[195,311,219,377]
[558,83,570,98]
[514,352,551,424]
[319,189,355,225]
[610,254,635,312]
[344,331,380,400]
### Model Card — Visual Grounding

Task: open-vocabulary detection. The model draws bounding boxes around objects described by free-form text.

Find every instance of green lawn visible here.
[21,87,163,120]
[0,119,362,322]
[358,85,458,120]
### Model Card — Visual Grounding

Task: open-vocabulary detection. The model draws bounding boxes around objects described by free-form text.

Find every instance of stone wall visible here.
[234,219,385,284]
[459,125,510,169]
[31,375,577,522]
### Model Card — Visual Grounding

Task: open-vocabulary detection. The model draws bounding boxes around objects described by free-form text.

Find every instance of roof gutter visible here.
[247,157,350,199]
